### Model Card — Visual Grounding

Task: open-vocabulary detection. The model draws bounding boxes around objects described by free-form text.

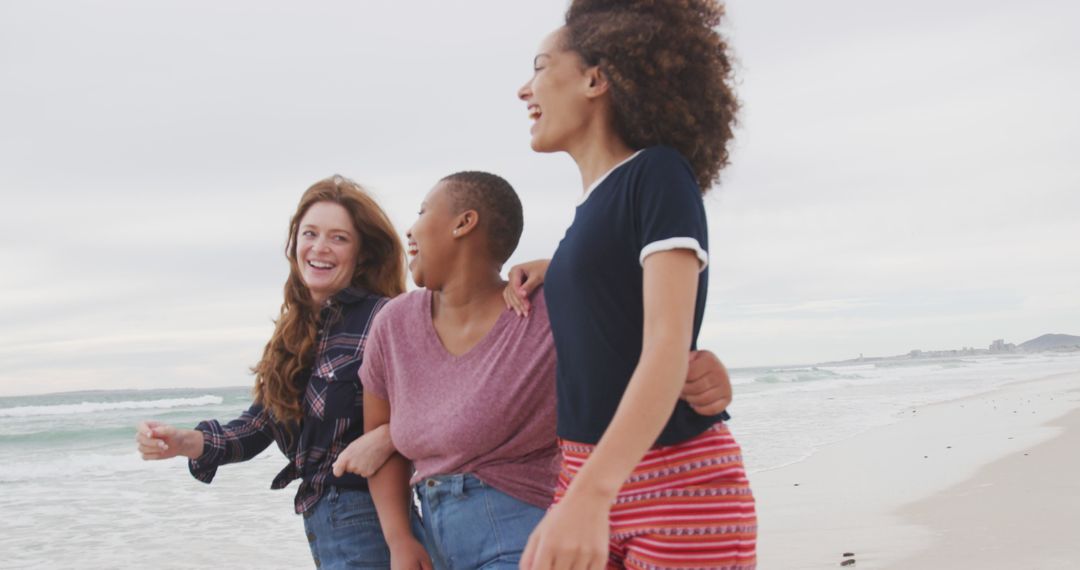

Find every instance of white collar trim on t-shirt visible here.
[578,149,644,205]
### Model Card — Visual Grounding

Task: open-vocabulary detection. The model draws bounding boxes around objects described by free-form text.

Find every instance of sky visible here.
[1,0,1078,396]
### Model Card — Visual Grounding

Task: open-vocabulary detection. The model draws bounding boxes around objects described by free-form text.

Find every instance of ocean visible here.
[2,351,1079,568]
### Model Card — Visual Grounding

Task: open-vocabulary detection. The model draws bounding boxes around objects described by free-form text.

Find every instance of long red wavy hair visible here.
[252,175,406,424]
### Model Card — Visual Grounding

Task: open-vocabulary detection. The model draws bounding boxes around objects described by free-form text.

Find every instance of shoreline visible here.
[889,407,1080,569]
[748,369,1080,569]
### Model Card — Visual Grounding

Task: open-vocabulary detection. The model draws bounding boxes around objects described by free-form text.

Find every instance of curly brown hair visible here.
[252,175,406,424]
[563,0,738,192]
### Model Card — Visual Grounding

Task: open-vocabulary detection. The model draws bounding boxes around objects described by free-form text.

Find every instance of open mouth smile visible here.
[307,260,336,270]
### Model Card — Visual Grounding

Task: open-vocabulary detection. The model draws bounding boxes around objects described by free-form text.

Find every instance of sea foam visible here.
[0,395,224,417]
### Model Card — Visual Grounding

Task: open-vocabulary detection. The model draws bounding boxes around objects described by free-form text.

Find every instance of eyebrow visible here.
[533,54,550,66]
[301,224,354,235]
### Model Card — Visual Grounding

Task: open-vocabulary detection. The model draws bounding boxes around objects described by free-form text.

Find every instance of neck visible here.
[431,256,506,324]
[565,119,635,193]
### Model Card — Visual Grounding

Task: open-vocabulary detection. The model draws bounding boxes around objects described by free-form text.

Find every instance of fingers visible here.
[504,286,525,317]
[151,424,177,441]
[686,349,723,381]
[136,436,170,459]
[504,280,531,317]
[135,421,173,460]
[682,351,733,415]
[508,265,526,288]
[135,428,168,448]
[136,421,157,439]
[331,454,374,478]
[689,392,732,416]
[358,462,379,478]
[519,271,544,297]
[520,529,539,570]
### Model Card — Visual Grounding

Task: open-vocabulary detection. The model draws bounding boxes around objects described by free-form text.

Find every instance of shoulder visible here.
[333,290,389,331]
[636,146,692,170]
[631,146,702,197]
[530,284,549,315]
[369,289,426,331]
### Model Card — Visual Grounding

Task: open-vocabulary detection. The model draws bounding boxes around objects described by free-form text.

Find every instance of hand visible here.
[520,496,609,570]
[681,350,733,416]
[332,424,395,478]
[136,420,201,460]
[503,258,550,317]
[389,537,433,570]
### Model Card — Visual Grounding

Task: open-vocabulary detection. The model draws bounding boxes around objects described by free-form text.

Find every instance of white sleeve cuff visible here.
[639,237,709,271]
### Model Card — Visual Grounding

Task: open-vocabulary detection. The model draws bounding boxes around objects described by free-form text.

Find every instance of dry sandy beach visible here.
[750,371,1080,569]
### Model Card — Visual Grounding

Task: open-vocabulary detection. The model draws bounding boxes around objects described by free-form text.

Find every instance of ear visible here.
[583,65,609,99]
[451,209,480,238]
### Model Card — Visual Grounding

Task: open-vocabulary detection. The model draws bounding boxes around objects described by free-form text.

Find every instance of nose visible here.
[517,79,531,101]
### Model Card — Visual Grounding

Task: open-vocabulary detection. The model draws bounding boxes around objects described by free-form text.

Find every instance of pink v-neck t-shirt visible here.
[359,287,559,508]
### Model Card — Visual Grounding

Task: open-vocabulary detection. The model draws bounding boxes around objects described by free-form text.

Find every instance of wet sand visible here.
[889,407,1080,569]
[749,371,1080,569]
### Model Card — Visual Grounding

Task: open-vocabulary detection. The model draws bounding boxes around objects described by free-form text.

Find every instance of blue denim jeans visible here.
[414,473,546,570]
[302,486,422,569]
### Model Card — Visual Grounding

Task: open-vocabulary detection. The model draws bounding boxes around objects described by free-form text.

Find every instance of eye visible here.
[301,230,316,237]
[333,235,349,242]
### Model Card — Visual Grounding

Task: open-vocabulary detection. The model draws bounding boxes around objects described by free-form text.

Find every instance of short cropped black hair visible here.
[441,171,524,265]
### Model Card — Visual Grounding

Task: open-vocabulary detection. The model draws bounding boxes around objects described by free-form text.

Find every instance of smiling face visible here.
[517,28,596,153]
[295,201,361,304]
[406,182,459,290]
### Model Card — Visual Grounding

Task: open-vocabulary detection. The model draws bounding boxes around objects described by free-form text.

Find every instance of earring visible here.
[453,230,459,236]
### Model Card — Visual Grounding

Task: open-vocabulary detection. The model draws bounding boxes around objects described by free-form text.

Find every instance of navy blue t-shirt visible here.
[544,146,727,447]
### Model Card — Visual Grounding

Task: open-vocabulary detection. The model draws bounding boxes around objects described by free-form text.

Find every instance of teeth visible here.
[308,260,334,269]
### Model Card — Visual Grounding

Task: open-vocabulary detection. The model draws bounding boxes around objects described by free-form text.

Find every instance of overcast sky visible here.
[1,0,1078,396]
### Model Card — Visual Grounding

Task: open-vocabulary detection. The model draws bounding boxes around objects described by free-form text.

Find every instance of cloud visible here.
[1,0,1077,394]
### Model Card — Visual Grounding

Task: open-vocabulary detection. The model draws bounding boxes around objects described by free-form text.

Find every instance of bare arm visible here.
[505,260,732,417]
[136,420,204,460]
[682,350,733,416]
[503,258,550,317]
[363,392,431,570]
[522,249,700,570]
[332,423,395,478]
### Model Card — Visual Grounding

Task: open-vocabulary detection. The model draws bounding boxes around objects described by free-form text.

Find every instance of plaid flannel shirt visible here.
[188,287,388,514]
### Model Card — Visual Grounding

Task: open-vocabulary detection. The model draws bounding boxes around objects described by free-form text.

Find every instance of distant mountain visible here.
[1019,333,1080,351]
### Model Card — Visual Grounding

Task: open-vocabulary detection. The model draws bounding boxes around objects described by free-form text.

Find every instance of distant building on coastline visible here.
[989,339,1017,353]
[826,333,1079,367]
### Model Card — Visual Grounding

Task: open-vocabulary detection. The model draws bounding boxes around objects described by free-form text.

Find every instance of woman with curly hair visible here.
[135,176,417,569]
[515,1,757,568]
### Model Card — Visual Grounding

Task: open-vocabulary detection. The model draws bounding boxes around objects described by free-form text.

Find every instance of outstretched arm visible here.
[137,402,280,483]
[136,420,204,460]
